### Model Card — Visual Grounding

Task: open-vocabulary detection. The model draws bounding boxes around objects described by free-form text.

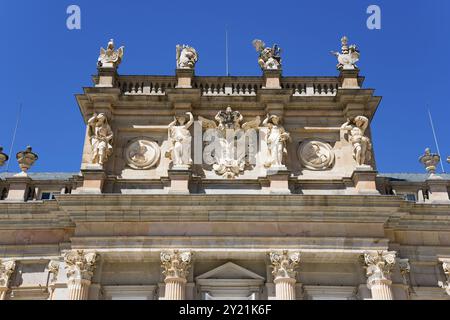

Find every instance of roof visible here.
[379,173,450,182]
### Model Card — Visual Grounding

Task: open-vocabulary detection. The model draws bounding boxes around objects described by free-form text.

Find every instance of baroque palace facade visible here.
[0,37,450,301]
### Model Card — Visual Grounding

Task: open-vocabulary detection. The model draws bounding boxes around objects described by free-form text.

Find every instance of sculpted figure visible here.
[419,148,441,174]
[341,116,372,166]
[252,39,282,70]
[331,36,360,70]
[167,112,194,168]
[176,45,199,69]
[263,114,290,168]
[87,113,113,166]
[97,39,124,68]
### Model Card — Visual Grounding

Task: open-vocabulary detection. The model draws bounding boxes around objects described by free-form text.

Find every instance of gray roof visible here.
[379,173,450,182]
[0,172,78,180]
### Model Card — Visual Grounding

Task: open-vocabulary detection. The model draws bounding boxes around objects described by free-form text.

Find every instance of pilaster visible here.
[64,250,99,300]
[160,250,192,300]
[269,251,300,300]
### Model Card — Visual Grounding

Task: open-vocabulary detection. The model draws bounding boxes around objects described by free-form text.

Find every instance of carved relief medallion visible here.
[124,138,160,169]
[298,139,335,170]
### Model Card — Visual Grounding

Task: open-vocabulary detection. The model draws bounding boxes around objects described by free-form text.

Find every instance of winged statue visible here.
[252,39,282,70]
[176,44,199,69]
[330,36,359,70]
[98,39,124,68]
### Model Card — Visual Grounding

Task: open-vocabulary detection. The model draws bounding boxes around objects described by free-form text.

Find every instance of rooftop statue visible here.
[331,36,360,70]
[341,116,372,167]
[176,45,198,69]
[199,107,261,179]
[252,39,282,70]
[419,148,441,174]
[97,39,124,68]
[87,113,114,166]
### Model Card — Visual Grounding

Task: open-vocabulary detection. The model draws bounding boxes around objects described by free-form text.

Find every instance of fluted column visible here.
[64,250,98,300]
[0,260,16,300]
[362,251,396,300]
[161,250,192,300]
[269,251,300,300]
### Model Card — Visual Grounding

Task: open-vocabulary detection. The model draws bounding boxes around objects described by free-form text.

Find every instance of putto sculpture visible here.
[0,147,8,167]
[341,116,372,167]
[16,146,38,176]
[199,107,260,179]
[263,114,290,169]
[252,39,282,70]
[331,36,360,70]
[87,113,114,166]
[97,39,124,68]
[419,148,441,174]
[176,45,199,69]
[166,112,194,169]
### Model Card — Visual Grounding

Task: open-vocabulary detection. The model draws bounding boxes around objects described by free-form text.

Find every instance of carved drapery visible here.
[362,251,396,300]
[161,250,192,300]
[269,251,300,300]
[64,250,99,300]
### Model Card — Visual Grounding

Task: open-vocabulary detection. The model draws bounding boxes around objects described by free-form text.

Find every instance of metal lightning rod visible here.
[428,107,445,173]
[6,102,22,172]
[225,27,230,76]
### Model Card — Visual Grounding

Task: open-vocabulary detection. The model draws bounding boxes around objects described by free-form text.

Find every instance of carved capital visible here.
[161,250,192,281]
[0,260,16,288]
[64,250,99,282]
[438,260,450,296]
[362,251,396,287]
[269,251,300,280]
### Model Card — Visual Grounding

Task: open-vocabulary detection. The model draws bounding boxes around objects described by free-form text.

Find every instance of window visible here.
[40,192,60,200]
[404,193,417,202]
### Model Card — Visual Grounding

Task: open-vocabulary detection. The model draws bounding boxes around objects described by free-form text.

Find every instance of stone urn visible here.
[16,146,38,174]
[0,147,8,167]
[419,148,440,174]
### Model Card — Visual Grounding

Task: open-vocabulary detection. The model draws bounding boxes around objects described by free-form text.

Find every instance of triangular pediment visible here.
[196,262,264,280]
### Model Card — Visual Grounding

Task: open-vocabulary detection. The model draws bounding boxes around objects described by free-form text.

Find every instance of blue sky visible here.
[1,0,449,173]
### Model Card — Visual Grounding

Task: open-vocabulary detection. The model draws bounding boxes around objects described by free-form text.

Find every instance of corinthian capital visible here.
[438,260,450,296]
[362,251,396,286]
[64,250,99,281]
[161,250,192,280]
[0,260,16,287]
[269,251,301,280]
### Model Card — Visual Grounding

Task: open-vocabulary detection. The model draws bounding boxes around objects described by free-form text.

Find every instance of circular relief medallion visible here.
[124,138,161,170]
[298,139,335,171]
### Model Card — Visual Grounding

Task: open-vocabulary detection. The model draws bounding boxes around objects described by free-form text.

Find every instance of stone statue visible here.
[199,107,261,178]
[263,114,290,169]
[0,147,8,167]
[166,112,194,168]
[419,148,441,174]
[16,146,38,175]
[87,113,113,166]
[341,116,372,167]
[176,45,198,69]
[98,39,124,68]
[252,39,282,70]
[331,36,360,70]
[298,140,335,171]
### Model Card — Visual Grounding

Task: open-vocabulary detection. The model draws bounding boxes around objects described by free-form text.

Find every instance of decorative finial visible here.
[252,39,282,71]
[419,148,440,174]
[15,146,38,176]
[331,36,360,70]
[0,147,9,167]
[97,39,124,68]
[176,45,198,69]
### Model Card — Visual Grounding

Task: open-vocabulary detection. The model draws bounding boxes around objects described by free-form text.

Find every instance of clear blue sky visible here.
[1,0,449,173]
